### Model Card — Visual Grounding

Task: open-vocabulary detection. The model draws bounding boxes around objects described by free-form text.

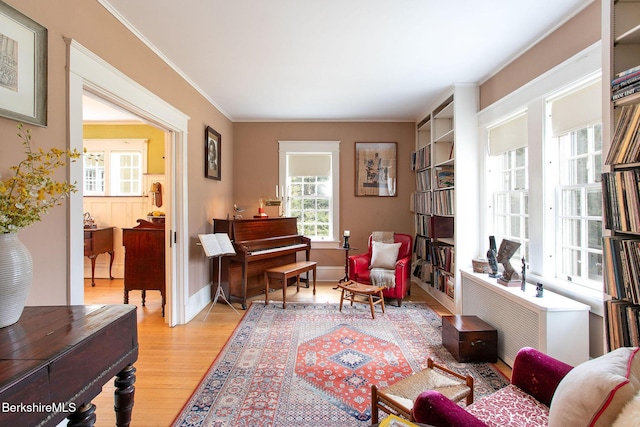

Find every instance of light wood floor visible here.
[84,278,511,426]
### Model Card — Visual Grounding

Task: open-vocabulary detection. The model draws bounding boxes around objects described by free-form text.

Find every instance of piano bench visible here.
[264,261,317,309]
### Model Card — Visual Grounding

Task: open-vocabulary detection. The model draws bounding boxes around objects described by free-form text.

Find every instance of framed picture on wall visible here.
[355,142,397,197]
[205,125,221,180]
[0,1,47,126]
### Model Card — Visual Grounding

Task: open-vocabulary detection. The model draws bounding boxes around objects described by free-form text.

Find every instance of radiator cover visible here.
[461,270,590,367]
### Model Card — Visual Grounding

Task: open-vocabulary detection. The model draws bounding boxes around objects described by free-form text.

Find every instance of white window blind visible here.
[488,113,528,156]
[550,80,601,137]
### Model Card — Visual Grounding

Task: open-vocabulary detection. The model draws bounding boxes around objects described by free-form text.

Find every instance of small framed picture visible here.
[355,142,397,196]
[0,1,48,126]
[205,125,221,180]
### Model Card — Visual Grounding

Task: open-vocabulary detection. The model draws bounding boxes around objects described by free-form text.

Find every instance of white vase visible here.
[0,233,33,328]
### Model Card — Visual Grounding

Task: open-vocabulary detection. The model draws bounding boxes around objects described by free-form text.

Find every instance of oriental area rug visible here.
[173,302,509,427]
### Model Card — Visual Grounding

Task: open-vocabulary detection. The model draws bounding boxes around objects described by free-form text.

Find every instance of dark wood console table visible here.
[0,305,138,427]
[84,226,115,287]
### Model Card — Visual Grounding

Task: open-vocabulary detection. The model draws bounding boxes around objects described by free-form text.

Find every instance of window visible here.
[548,81,602,291]
[83,139,148,196]
[279,141,340,243]
[555,124,603,289]
[479,43,602,301]
[487,113,529,262]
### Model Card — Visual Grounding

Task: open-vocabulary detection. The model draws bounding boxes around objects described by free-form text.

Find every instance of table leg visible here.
[282,274,287,309]
[108,250,115,280]
[339,288,345,312]
[264,272,269,306]
[368,294,375,319]
[114,364,136,427]
[67,403,96,427]
[379,290,385,314]
[89,255,97,287]
[312,266,316,295]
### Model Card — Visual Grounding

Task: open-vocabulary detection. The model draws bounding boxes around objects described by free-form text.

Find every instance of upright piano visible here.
[214,217,311,309]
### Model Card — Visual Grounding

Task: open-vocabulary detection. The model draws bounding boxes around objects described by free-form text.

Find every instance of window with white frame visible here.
[83,139,148,196]
[548,82,603,290]
[279,141,340,242]
[487,113,529,262]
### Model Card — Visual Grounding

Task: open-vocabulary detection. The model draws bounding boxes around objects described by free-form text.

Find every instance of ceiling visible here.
[89,0,595,123]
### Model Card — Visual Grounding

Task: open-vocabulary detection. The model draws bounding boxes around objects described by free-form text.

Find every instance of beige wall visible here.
[0,0,232,304]
[233,122,416,266]
[480,0,601,110]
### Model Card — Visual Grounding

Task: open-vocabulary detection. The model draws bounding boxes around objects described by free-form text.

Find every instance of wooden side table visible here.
[337,246,357,283]
[84,226,115,287]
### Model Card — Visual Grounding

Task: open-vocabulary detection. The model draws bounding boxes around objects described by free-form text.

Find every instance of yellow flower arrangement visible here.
[0,124,81,233]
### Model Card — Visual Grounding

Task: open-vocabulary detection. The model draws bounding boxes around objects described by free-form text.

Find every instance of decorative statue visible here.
[487,236,499,278]
[536,282,544,298]
[496,239,521,285]
[521,256,527,292]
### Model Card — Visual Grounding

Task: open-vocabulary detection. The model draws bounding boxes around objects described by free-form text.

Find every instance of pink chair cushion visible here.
[466,384,550,427]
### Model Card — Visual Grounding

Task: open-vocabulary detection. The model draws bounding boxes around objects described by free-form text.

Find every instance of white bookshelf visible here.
[412,84,479,314]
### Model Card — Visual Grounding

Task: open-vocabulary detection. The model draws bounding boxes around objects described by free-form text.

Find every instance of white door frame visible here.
[66,39,190,326]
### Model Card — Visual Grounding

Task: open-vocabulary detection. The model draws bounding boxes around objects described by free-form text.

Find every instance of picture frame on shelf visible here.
[355,142,397,197]
[205,125,221,180]
[0,1,47,126]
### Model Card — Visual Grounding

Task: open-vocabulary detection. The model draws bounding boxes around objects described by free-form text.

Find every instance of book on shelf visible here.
[614,64,640,81]
[606,299,640,350]
[435,165,454,188]
[603,236,640,304]
[612,81,640,101]
[605,103,640,165]
[198,233,236,258]
[601,170,640,233]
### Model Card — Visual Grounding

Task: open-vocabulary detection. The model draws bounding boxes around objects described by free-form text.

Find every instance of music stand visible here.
[198,233,240,319]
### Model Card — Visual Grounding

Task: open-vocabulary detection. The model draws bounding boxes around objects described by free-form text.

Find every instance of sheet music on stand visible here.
[198,233,240,318]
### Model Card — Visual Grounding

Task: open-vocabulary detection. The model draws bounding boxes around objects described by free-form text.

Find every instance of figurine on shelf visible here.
[521,256,527,292]
[487,236,499,278]
[496,239,521,286]
[536,282,544,298]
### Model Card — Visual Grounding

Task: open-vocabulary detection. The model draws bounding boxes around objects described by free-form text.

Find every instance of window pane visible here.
[587,188,602,217]
[587,219,602,250]
[561,219,581,246]
[562,189,581,216]
[515,148,526,168]
[510,193,520,213]
[562,248,581,276]
[575,157,588,184]
[574,128,588,155]
[510,216,521,237]
[588,252,602,280]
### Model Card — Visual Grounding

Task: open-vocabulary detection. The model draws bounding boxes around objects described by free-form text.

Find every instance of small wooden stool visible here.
[337,280,385,319]
[371,358,474,424]
[264,261,317,308]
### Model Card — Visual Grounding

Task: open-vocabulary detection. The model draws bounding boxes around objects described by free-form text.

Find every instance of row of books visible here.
[611,64,640,102]
[413,192,432,215]
[411,259,432,283]
[432,269,455,299]
[413,234,431,261]
[435,165,454,188]
[411,146,430,171]
[605,103,640,165]
[603,236,640,304]
[605,299,640,350]
[433,188,455,216]
[416,169,431,192]
[602,170,640,232]
[431,243,454,274]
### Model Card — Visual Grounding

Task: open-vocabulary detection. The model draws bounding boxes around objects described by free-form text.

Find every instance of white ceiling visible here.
[91,0,595,123]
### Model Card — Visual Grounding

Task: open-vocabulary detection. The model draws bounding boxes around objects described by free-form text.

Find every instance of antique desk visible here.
[0,305,138,427]
[84,226,115,287]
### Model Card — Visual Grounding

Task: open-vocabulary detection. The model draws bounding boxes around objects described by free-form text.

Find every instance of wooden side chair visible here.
[371,358,473,424]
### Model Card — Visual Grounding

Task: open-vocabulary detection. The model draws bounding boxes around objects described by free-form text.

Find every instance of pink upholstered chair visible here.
[411,346,640,427]
[348,232,412,307]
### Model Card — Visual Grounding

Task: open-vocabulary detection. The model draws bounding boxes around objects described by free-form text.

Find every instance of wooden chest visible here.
[442,315,498,363]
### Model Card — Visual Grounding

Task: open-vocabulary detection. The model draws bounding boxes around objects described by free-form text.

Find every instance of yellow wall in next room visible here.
[83,124,166,174]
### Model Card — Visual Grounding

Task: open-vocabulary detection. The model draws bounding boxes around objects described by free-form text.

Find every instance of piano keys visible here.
[213,217,311,309]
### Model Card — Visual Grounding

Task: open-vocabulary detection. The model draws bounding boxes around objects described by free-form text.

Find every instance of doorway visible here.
[67,39,190,326]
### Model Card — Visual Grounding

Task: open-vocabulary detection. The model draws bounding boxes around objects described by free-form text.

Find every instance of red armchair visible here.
[348,233,412,307]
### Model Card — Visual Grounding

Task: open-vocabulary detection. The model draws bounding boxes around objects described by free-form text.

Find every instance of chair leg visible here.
[371,385,379,424]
